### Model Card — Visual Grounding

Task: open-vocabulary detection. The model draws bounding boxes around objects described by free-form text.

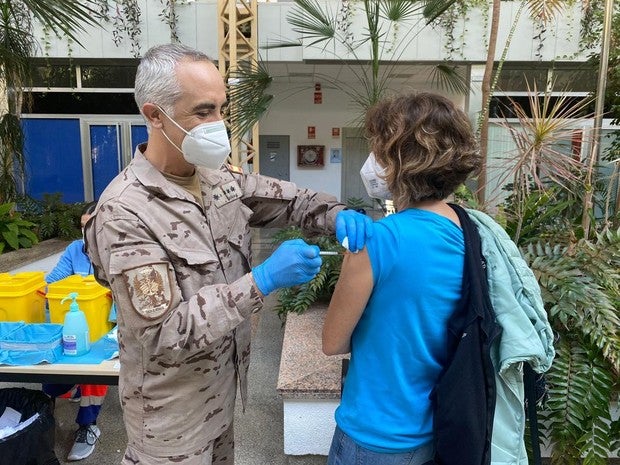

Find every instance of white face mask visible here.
[360,152,392,200]
[159,107,231,170]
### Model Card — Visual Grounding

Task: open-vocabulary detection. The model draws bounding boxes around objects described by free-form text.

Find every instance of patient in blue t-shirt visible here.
[322,92,482,465]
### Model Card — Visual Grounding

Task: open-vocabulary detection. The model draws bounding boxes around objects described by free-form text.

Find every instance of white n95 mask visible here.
[159,107,231,169]
[181,120,231,169]
[360,153,392,200]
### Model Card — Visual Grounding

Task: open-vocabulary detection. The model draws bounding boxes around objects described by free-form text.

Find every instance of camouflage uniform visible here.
[84,146,344,464]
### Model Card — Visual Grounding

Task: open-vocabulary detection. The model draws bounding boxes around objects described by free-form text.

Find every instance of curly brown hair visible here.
[364,92,481,208]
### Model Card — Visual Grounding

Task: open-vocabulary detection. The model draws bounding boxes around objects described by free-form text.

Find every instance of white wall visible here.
[32,0,220,59]
[259,81,355,198]
[259,1,589,63]
[283,399,338,455]
[32,0,589,63]
[260,81,466,200]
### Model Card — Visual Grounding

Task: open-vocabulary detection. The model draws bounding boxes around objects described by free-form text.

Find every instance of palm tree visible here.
[0,0,101,203]
[228,0,468,136]
[476,0,566,204]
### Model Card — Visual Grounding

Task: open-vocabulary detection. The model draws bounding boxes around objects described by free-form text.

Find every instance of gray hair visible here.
[134,43,214,127]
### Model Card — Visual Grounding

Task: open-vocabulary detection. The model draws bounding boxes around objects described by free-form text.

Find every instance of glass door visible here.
[82,118,147,200]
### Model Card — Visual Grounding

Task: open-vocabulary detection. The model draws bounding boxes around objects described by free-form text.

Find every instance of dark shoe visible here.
[67,424,100,461]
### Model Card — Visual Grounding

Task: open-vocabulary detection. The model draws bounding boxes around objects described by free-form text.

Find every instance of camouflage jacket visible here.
[85,146,344,456]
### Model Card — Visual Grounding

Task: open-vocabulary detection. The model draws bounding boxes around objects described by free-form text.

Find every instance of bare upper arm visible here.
[322,248,373,355]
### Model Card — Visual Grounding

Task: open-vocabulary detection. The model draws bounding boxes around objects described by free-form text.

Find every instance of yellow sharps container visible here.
[0,271,47,322]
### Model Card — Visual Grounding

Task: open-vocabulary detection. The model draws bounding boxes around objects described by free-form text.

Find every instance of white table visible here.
[0,359,119,385]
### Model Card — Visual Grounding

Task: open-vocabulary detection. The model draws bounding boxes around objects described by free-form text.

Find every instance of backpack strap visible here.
[524,362,542,465]
[430,204,501,465]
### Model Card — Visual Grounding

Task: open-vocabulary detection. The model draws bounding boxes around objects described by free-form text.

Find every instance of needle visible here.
[319,251,343,256]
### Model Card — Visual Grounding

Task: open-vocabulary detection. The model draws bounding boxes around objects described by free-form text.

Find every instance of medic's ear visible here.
[142,103,164,129]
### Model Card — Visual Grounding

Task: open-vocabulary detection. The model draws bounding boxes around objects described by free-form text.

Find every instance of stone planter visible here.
[0,239,70,273]
[276,303,348,455]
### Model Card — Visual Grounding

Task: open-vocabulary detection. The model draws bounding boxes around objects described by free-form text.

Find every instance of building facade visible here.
[23,0,611,207]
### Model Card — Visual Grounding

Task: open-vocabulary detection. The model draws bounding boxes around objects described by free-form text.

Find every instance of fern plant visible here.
[271,226,344,320]
[17,193,86,240]
[519,226,620,465]
[497,88,620,464]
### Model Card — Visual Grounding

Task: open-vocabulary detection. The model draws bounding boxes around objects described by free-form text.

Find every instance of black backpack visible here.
[431,204,543,465]
[430,204,501,465]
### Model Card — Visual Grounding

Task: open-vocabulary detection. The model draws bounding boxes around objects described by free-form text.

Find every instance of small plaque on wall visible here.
[297,145,325,167]
[330,148,342,164]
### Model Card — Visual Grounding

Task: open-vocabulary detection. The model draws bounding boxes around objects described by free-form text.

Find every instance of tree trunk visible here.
[477,0,501,205]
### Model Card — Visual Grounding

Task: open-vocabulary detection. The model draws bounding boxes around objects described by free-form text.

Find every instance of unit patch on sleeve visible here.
[123,263,172,319]
[212,180,242,208]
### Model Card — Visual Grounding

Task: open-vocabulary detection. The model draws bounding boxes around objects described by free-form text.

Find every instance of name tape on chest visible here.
[212,180,242,208]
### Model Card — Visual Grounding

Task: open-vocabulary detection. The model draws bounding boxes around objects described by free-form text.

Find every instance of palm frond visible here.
[427,64,470,95]
[286,0,336,47]
[542,338,616,464]
[525,0,565,23]
[422,0,458,23]
[379,0,426,20]
[261,40,303,50]
[21,0,100,43]
[524,237,620,371]
[0,3,35,87]
[272,226,343,319]
[0,114,24,203]
[227,60,273,138]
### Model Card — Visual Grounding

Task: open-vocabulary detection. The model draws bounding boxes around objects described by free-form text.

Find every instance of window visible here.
[29,59,138,90]
[81,64,136,88]
[495,64,596,93]
[490,63,597,119]
[495,67,548,92]
[489,95,592,119]
[27,92,139,115]
[31,64,76,88]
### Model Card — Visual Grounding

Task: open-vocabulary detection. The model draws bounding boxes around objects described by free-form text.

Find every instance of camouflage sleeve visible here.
[238,173,347,235]
[87,207,263,359]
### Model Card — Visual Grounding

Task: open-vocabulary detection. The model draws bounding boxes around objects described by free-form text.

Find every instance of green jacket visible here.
[468,209,555,465]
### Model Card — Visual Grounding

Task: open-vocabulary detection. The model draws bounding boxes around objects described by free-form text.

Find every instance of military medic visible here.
[84,43,372,465]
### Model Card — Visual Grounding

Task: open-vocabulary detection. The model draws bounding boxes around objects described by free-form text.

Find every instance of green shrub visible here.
[0,202,38,254]
[17,193,87,240]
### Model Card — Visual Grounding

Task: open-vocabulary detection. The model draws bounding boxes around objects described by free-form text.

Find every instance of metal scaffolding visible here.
[217,0,260,173]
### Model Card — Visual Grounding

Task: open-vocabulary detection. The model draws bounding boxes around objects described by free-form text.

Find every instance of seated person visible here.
[43,201,107,461]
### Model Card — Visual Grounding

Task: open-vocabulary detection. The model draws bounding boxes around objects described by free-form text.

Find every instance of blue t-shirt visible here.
[45,239,93,284]
[335,208,464,453]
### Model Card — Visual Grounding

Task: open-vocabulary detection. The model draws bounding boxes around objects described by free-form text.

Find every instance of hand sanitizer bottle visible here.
[61,292,90,356]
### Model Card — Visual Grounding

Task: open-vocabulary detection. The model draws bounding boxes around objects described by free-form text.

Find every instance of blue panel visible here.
[21,118,83,202]
[90,125,120,199]
[131,125,148,155]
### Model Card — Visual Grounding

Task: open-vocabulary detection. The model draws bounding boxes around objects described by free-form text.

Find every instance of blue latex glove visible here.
[335,209,373,253]
[252,239,322,295]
